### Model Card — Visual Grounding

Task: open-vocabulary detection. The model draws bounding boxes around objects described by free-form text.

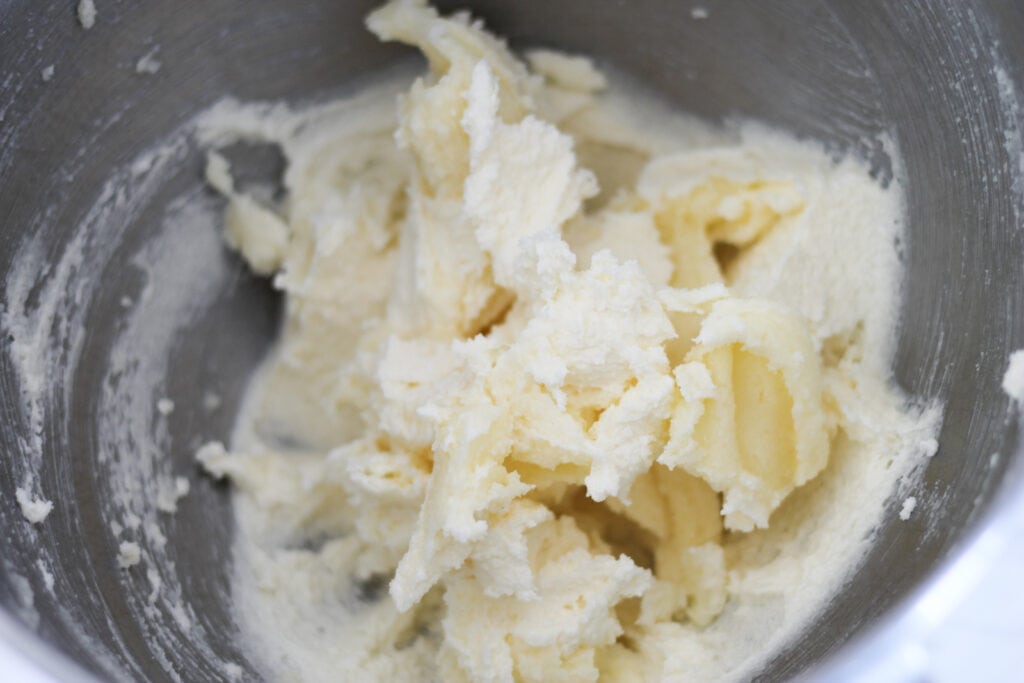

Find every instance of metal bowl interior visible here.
[1,1,1022,681]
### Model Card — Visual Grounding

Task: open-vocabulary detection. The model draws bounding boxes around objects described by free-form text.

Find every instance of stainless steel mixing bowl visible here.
[2,1,1023,681]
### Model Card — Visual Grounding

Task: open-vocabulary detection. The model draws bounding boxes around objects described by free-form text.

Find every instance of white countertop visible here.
[925,508,1024,683]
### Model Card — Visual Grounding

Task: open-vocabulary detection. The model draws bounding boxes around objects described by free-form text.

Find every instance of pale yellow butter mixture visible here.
[195,1,934,680]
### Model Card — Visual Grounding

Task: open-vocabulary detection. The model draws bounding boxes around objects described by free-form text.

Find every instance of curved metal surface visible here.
[1,1,1021,681]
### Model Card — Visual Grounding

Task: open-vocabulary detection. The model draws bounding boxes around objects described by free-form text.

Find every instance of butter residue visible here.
[197,1,934,680]
[1002,349,1024,403]
[135,49,162,75]
[15,487,53,524]
[117,541,142,569]
[77,0,96,30]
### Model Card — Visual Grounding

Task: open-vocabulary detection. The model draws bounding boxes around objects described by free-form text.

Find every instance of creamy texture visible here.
[197,1,936,680]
